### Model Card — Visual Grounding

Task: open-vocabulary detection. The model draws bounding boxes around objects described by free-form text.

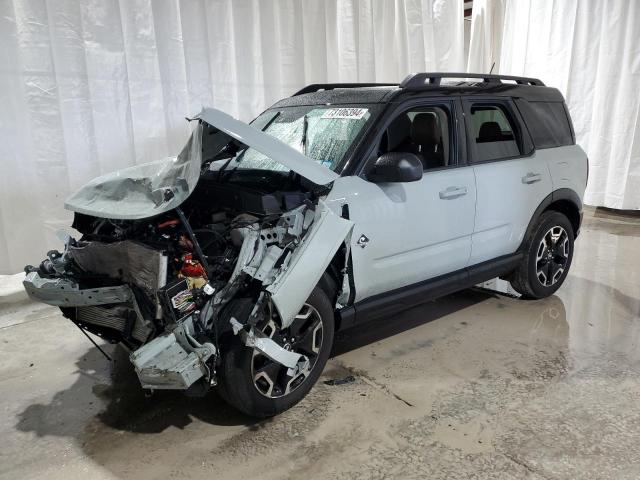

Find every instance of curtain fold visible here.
[495,0,640,210]
[0,0,464,274]
[466,0,504,73]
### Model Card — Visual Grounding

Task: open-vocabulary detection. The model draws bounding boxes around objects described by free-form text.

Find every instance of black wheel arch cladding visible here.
[519,188,582,254]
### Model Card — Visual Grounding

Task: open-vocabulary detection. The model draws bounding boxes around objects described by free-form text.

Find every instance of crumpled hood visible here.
[65,107,339,220]
[194,108,339,186]
[65,123,204,220]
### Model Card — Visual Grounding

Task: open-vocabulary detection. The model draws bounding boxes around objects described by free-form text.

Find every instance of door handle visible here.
[439,186,468,200]
[522,172,542,184]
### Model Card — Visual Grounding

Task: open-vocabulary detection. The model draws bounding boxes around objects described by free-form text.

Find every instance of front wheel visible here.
[510,211,575,299]
[217,286,335,417]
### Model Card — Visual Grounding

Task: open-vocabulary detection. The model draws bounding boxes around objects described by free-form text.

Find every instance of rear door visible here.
[464,98,552,265]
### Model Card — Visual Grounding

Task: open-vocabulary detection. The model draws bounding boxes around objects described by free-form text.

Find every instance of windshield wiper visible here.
[217,111,281,182]
[301,114,309,156]
[216,144,243,182]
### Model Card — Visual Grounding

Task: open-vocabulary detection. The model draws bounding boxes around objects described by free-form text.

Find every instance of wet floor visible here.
[1,207,639,479]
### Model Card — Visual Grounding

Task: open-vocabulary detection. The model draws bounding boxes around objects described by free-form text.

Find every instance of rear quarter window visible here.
[516,100,575,149]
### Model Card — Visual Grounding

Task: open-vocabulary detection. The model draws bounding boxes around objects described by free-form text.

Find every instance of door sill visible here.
[338,252,522,329]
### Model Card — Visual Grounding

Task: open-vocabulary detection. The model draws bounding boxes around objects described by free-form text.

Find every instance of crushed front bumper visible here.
[23,271,153,343]
[23,271,214,390]
[23,271,133,306]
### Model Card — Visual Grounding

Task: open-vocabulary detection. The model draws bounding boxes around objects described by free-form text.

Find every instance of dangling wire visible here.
[74,323,112,362]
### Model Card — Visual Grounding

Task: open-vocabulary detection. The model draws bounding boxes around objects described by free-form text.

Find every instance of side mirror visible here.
[368,152,423,183]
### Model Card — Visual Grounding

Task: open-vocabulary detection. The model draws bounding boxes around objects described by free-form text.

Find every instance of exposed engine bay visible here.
[25,174,347,393]
[23,109,355,396]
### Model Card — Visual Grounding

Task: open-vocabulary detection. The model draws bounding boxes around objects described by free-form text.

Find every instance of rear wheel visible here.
[510,211,574,299]
[217,286,334,417]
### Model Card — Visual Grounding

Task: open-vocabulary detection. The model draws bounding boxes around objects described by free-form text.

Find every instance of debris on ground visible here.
[324,375,356,386]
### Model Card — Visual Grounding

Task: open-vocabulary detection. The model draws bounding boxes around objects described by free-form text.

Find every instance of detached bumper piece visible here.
[130,320,216,390]
[23,271,153,343]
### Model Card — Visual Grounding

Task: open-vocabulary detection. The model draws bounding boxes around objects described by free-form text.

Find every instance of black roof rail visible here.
[293,82,398,96]
[400,72,545,88]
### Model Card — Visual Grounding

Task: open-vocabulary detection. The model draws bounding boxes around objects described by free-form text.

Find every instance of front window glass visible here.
[205,105,377,175]
[379,106,452,170]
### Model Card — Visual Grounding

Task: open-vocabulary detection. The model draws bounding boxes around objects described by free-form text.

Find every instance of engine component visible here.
[179,253,207,278]
[76,303,152,343]
[162,279,196,322]
[251,245,283,285]
[175,207,212,278]
[67,240,167,301]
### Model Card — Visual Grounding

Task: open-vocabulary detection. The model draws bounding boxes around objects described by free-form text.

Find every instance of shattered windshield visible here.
[206,105,379,175]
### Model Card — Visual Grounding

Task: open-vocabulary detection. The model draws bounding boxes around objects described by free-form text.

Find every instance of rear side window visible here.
[516,100,574,149]
[470,105,520,161]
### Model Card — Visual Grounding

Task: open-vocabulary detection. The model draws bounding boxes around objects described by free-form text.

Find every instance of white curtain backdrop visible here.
[466,0,504,74]
[0,0,464,274]
[497,0,640,210]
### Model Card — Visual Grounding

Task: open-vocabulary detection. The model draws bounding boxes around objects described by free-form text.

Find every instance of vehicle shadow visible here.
[14,287,503,440]
[331,288,493,356]
[15,342,261,436]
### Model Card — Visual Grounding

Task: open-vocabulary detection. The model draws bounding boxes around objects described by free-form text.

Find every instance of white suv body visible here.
[23,73,587,417]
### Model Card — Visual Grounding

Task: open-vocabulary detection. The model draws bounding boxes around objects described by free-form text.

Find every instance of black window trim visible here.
[354,96,466,178]
[563,101,576,145]
[462,96,535,165]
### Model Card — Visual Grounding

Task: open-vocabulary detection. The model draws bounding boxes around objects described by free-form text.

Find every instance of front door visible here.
[329,100,477,302]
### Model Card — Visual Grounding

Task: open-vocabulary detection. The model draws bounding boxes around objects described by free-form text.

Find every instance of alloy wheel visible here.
[251,303,323,398]
[535,226,570,287]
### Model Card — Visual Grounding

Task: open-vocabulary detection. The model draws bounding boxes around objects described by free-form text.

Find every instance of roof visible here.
[271,73,565,108]
[271,86,399,108]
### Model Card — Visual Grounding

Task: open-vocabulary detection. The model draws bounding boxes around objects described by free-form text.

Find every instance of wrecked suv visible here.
[24,73,587,417]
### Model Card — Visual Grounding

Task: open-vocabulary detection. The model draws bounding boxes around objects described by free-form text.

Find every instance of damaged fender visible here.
[266,200,354,328]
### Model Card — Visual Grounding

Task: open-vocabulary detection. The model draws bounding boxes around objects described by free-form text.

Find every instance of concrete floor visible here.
[1,207,639,479]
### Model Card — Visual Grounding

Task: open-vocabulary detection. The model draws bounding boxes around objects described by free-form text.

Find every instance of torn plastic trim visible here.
[336,239,353,308]
[195,108,339,186]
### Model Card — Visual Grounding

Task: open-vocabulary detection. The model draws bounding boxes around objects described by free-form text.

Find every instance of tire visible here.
[510,210,574,299]
[217,286,335,418]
